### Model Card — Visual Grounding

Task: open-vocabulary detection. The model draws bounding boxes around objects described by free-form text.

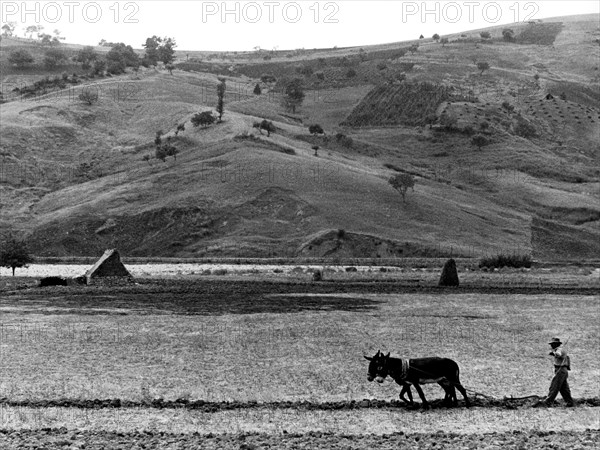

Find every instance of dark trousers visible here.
[545,366,574,405]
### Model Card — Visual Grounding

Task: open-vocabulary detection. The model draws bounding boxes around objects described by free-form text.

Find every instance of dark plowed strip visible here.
[0,429,599,450]
[1,397,598,410]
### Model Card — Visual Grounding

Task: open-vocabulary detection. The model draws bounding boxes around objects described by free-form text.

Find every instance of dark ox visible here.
[365,350,470,409]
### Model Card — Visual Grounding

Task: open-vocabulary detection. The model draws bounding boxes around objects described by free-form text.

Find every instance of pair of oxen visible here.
[364,351,471,409]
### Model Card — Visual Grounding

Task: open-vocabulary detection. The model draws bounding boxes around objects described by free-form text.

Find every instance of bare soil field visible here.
[0,274,598,448]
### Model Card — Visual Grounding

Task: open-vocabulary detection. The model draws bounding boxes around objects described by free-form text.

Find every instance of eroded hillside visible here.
[1,15,598,259]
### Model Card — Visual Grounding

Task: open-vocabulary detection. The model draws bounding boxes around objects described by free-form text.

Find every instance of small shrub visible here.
[312,270,323,281]
[479,254,532,269]
[308,124,324,135]
[191,111,216,127]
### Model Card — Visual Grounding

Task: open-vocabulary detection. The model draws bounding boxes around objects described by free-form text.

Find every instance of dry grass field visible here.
[0,272,599,448]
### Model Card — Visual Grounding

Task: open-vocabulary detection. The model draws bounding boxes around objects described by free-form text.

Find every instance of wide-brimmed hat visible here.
[548,337,562,345]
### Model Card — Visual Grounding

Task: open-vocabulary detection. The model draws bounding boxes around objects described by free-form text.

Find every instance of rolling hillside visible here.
[1,15,599,260]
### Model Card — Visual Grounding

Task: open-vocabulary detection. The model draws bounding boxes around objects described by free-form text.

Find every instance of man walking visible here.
[541,337,575,407]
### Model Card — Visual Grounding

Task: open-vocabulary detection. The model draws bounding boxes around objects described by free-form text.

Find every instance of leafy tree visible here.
[419,34,424,39]
[25,25,40,38]
[281,78,305,113]
[143,35,177,65]
[154,130,164,146]
[75,46,98,69]
[480,31,491,39]
[477,61,490,75]
[389,173,415,203]
[216,78,226,122]
[502,29,515,42]
[471,134,490,150]
[158,37,177,64]
[155,145,168,162]
[92,60,106,76]
[106,43,139,74]
[0,236,34,276]
[253,120,276,137]
[408,43,419,54]
[308,124,324,136]
[8,49,34,67]
[39,33,53,45]
[44,48,67,68]
[143,36,161,66]
[165,63,174,74]
[346,68,357,78]
[79,88,99,105]
[440,37,449,46]
[175,123,185,136]
[191,111,216,127]
[312,145,319,156]
[253,83,261,95]
[432,33,440,42]
[1,22,17,36]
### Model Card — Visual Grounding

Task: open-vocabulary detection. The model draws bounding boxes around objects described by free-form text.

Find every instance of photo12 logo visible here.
[1,1,140,24]
[401,1,540,24]
[201,1,340,24]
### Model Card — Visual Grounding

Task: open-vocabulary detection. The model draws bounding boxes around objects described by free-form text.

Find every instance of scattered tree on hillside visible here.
[79,87,99,105]
[346,68,357,78]
[39,33,54,45]
[502,28,515,42]
[432,33,440,42]
[440,37,449,47]
[165,63,174,74]
[0,236,34,276]
[8,49,34,67]
[143,36,177,66]
[408,44,419,54]
[53,29,65,41]
[471,134,490,150]
[419,35,424,39]
[389,173,415,203]
[477,61,490,75]
[253,120,276,137]
[480,31,491,39]
[191,111,216,127]
[142,155,151,165]
[43,48,67,69]
[92,60,106,76]
[74,46,98,70]
[253,83,261,95]
[308,124,325,136]
[1,22,17,37]
[155,130,164,146]
[281,78,305,113]
[175,123,185,136]
[106,43,140,74]
[216,78,226,122]
[312,145,319,156]
[25,25,40,39]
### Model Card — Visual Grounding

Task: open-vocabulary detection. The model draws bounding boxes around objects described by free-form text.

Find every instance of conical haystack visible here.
[85,249,131,284]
